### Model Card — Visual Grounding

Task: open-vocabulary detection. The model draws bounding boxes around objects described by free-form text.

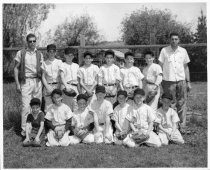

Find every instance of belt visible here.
[25,77,38,79]
[146,82,155,85]
[99,123,105,126]
[104,83,117,86]
[124,85,138,89]
[67,82,78,86]
[48,82,58,85]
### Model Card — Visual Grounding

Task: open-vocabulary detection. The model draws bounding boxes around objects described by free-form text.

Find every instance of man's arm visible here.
[184,64,191,92]
[14,61,21,93]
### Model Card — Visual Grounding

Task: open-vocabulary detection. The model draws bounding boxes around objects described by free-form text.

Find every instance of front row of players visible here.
[23,86,184,147]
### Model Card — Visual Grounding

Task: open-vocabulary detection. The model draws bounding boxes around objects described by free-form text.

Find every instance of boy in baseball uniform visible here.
[45,89,73,146]
[98,50,121,104]
[89,85,114,144]
[69,94,99,144]
[77,51,99,102]
[120,52,144,101]
[143,50,163,112]
[112,90,131,145]
[23,98,45,147]
[61,47,79,112]
[123,88,161,147]
[156,93,184,145]
[42,44,63,112]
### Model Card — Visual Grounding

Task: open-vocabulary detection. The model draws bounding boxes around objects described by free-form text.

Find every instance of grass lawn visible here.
[3,82,208,168]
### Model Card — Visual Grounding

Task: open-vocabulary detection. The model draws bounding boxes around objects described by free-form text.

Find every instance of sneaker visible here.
[22,140,32,147]
[21,130,26,137]
[32,141,41,147]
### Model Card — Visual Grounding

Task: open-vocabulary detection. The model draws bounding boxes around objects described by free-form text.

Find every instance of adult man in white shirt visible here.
[14,33,43,136]
[158,32,191,133]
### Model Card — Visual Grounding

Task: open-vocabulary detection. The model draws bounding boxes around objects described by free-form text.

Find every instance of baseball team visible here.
[13,32,191,147]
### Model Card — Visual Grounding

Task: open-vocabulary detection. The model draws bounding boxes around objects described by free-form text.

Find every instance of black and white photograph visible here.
[1,1,208,169]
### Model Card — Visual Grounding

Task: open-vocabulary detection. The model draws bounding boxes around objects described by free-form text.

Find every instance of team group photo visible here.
[2,2,208,168]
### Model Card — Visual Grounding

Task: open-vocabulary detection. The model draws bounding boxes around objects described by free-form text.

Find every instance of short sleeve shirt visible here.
[62,62,79,84]
[14,49,44,77]
[72,107,94,128]
[98,64,121,84]
[126,103,156,130]
[156,107,180,128]
[158,46,190,81]
[112,103,130,132]
[90,99,113,124]
[45,103,73,126]
[77,64,99,85]
[120,66,144,87]
[41,58,63,83]
[143,63,162,83]
[26,111,45,129]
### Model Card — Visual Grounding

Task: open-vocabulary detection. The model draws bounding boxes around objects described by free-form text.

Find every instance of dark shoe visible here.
[23,141,32,147]
[32,141,41,147]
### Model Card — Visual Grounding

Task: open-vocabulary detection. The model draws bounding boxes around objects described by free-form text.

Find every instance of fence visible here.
[3,35,207,82]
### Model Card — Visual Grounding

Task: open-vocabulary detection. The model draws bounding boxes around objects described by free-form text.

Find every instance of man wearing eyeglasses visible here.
[14,33,43,137]
[158,32,191,134]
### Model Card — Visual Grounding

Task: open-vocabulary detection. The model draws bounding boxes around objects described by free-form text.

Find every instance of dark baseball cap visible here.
[117,90,128,97]
[30,98,41,106]
[95,85,106,94]
[51,89,62,97]
[47,44,56,51]
[77,94,88,102]
[133,88,145,97]
[161,93,173,100]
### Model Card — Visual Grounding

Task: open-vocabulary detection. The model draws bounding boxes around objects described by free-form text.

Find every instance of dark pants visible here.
[162,80,187,127]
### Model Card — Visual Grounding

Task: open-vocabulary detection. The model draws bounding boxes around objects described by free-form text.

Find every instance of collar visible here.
[169,45,181,52]
[26,48,37,53]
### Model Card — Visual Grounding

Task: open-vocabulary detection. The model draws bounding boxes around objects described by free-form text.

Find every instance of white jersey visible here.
[143,63,162,84]
[98,64,121,84]
[45,103,73,126]
[62,62,79,84]
[77,64,99,85]
[120,66,144,87]
[41,58,63,83]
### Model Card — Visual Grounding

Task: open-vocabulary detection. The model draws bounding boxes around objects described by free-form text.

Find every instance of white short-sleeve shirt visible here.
[158,46,190,81]
[143,63,162,84]
[112,103,130,132]
[90,99,113,124]
[98,64,121,84]
[45,103,73,126]
[156,107,180,129]
[62,62,79,84]
[77,64,99,85]
[72,107,94,129]
[126,103,156,130]
[41,58,63,83]
[120,66,144,87]
[14,49,44,77]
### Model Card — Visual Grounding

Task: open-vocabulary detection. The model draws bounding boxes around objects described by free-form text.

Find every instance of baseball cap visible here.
[47,44,56,51]
[133,88,145,97]
[117,90,128,97]
[30,98,41,106]
[77,94,88,102]
[51,89,62,97]
[161,93,173,100]
[95,85,106,94]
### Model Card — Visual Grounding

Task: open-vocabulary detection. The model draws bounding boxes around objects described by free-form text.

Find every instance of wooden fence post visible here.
[78,35,85,65]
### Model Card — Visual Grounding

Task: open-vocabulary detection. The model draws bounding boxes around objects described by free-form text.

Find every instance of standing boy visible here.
[120,52,144,100]
[89,85,114,144]
[14,33,43,136]
[98,50,121,104]
[61,47,79,112]
[143,50,162,112]
[42,44,63,112]
[77,51,99,101]
[124,88,161,147]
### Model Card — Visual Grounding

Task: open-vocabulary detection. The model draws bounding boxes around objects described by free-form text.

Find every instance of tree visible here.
[3,4,54,81]
[121,7,193,45]
[3,4,54,48]
[53,14,101,47]
[194,10,207,43]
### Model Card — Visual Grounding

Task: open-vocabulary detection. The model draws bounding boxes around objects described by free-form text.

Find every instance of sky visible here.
[38,2,207,42]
